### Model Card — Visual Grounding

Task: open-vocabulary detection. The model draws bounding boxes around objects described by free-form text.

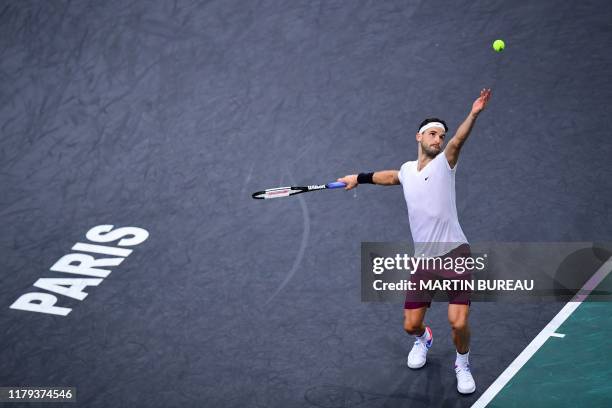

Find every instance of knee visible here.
[449,319,468,332]
[403,319,423,335]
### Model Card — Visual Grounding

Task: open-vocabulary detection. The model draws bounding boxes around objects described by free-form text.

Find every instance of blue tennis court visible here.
[1,1,611,407]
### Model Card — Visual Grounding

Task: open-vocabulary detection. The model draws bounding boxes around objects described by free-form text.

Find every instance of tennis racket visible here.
[252,181,346,200]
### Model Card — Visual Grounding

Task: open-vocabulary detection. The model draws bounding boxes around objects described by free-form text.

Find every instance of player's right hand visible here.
[337,175,358,190]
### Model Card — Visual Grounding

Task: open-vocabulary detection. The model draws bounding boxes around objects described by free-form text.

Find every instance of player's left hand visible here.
[471,88,492,115]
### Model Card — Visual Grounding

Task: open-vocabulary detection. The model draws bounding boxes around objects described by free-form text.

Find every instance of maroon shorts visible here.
[404,243,472,309]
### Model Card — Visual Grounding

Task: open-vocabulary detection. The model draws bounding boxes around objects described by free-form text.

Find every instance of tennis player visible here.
[338,88,491,394]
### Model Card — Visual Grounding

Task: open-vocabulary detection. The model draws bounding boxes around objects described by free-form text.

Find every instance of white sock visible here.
[415,327,431,343]
[456,350,470,367]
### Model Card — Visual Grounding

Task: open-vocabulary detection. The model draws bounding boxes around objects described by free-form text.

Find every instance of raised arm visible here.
[444,88,492,168]
[337,170,399,190]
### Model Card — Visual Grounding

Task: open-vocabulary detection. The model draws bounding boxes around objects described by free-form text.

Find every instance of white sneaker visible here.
[455,364,476,394]
[407,326,433,369]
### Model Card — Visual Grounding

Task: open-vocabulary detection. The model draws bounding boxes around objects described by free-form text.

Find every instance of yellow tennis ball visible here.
[493,39,505,52]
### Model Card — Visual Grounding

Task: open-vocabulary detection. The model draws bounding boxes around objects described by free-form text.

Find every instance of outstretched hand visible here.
[471,88,492,115]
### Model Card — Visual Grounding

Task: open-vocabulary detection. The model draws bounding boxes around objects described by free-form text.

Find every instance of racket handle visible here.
[326,182,346,189]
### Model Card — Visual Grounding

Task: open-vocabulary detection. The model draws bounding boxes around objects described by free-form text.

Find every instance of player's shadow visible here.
[552,243,612,301]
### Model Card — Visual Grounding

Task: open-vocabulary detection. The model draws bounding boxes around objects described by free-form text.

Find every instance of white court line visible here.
[549,332,565,338]
[471,257,612,408]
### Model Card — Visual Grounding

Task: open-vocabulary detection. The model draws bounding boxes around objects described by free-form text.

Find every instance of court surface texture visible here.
[1,1,611,407]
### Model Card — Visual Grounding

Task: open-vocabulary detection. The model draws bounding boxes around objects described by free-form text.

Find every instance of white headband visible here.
[419,122,446,134]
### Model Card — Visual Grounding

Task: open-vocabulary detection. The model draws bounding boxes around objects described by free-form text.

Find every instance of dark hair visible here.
[418,117,448,132]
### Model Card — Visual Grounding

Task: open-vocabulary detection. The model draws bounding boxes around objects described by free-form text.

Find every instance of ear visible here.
[415,132,422,142]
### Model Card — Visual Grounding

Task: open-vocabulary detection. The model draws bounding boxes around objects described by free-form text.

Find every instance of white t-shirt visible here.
[398,152,468,257]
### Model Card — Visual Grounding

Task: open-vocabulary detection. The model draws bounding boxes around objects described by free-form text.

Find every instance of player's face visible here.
[416,127,446,157]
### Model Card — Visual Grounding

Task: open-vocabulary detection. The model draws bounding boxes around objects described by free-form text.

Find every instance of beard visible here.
[421,142,441,158]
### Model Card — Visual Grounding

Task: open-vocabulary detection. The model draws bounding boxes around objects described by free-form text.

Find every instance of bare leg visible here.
[448,304,470,353]
[403,307,428,336]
